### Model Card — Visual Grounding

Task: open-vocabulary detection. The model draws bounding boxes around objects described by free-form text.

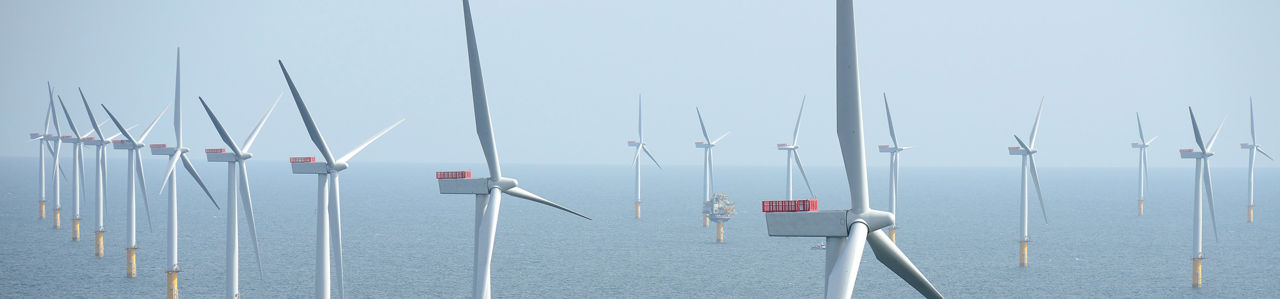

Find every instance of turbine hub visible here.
[496,177,518,190]
[332,161,349,171]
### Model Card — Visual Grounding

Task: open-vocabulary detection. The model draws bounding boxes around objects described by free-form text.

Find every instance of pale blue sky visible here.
[2,1,1278,169]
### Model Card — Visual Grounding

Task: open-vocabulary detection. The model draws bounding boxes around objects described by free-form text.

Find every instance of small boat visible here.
[812,242,826,250]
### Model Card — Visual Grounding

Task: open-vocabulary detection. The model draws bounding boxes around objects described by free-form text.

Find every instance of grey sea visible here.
[2,156,1278,298]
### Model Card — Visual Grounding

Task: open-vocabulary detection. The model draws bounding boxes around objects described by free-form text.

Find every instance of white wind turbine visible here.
[80,90,136,258]
[152,49,220,298]
[1180,107,1223,288]
[776,97,815,202]
[197,94,277,298]
[877,93,912,243]
[32,81,60,220]
[695,108,729,227]
[763,1,942,297]
[627,95,662,219]
[1241,98,1272,223]
[102,97,170,278]
[278,60,405,299]
[435,1,592,297]
[49,89,65,230]
[57,95,98,241]
[1132,113,1157,216]
[1009,98,1048,268]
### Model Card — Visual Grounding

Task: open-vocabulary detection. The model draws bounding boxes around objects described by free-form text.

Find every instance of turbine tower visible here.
[1241,98,1272,223]
[777,97,815,203]
[1009,98,1048,268]
[80,90,135,257]
[102,99,169,278]
[197,95,277,298]
[695,108,729,227]
[151,49,220,299]
[436,1,592,297]
[33,82,57,220]
[1180,107,1222,288]
[877,93,912,242]
[627,95,662,219]
[763,1,943,297]
[279,60,405,299]
[1132,113,1157,216]
[49,90,65,230]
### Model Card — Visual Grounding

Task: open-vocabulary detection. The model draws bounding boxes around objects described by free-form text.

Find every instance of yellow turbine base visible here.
[72,218,80,241]
[166,270,179,299]
[39,201,46,219]
[1019,241,1028,267]
[1139,200,1144,216]
[53,208,61,229]
[1192,257,1203,288]
[126,247,137,278]
[1248,205,1254,223]
[95,231,104,257]
[889,228,896,243]
[702,214,709,227]
[715,222,725,243]
[635,202,642,219]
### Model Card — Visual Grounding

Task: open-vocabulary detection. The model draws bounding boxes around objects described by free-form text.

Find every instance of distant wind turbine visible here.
[763,1,942,297]
[627,95,661,219]
[877,93,912,243]
[102,100,168,278]
[1179,107,1223,288]
[695,108,729,227]
[1241,98,1272,223]
[1132,113,1157,216]
[776,97,815,203]
[1009,98,1048,268]
[80,90,135,257]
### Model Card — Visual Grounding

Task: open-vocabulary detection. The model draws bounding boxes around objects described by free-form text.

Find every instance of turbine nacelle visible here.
[1131,142,1149,149]
[877,145,911,153]
[29,133,42,139]
[1241,143,1255,149]
[1007,146,1035,155]
[778,143,797,150]
[1180,148,1213,159]
[149,145,189,156]
[627,140,640,147]
[765,208,895,237]
[695,141,714,149]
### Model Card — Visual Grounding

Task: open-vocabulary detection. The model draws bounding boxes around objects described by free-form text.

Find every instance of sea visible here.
[1,156,1277,298]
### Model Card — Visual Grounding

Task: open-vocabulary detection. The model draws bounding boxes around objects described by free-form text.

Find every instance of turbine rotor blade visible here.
[1250,97,1256,145]
[100,105,137,145]
[1028,97,1044,147]
[1028,155,1048,224]
[826,223,869,299]
[793,96,806,146]
[502,187,591,220]
[336,119,405,164]
[238,162,265,278]
[1189,107,1207,153]
[242,92,283,153]
[461,1,503,180]
[712,132,731,145]
[196,97,243,157]
[473,187,501,299]
[792,150,816,198]
[883,93,897,148]
[1146,136,1158,146]
[134,150,154,232]
[181,154,219,209]
[136,103,172,144]
[1202,159,1219,241]
[1014,135,1031,151]
[157,153,182,195]
[278,60,337,166]
[641,145,661,169]
[1205,118,1225,152]
[1135,112,1145,143]
[867,230,943,299]
[696,108,711,143]
[1257,147,1275,161]
[58,96,81,137]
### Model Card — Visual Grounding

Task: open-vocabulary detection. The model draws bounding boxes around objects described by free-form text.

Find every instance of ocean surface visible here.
[1,156,1278,298]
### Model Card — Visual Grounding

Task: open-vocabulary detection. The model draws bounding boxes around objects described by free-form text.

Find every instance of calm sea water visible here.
[1,156,1278,298]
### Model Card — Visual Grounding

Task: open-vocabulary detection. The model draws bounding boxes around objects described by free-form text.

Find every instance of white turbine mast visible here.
[763,1,942,298]
[1009,98,1048,267]
[877,93,912,243]
[80,90,136,258]
[435,1,592,298]
[628,94,662,219]
[102,97,169,278]
[197,93,279,298]
[777,96,815,203]
[279,60,405,299]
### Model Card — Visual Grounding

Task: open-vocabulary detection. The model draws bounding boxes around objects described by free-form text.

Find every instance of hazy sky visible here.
[3,1,1278,170]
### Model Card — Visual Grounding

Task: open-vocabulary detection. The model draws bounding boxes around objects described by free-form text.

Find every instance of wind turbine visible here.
[777,97,815,203]
[695,108,729,227]
[877,93,912,243]
[435,1,591,297]
[150,49,220,299]
[627,95,661,219]
[80,90,136,257]
[278,60,405,299]
[763,1,942,297]
[102,99,169,278]
[49,90,65,230]
[1241,98,1272,223]
[33,81,57,220]
[57,95,93,241]
[1180,107,1222,288]
[197,94,276,298]
[1132,113,1157,216]
[1008,98,1048,268]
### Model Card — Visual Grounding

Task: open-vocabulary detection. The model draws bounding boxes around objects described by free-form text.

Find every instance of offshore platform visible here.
[706,193,736,243]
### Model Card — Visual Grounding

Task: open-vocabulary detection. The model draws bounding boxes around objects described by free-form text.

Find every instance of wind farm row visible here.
[16,0,1274,298]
